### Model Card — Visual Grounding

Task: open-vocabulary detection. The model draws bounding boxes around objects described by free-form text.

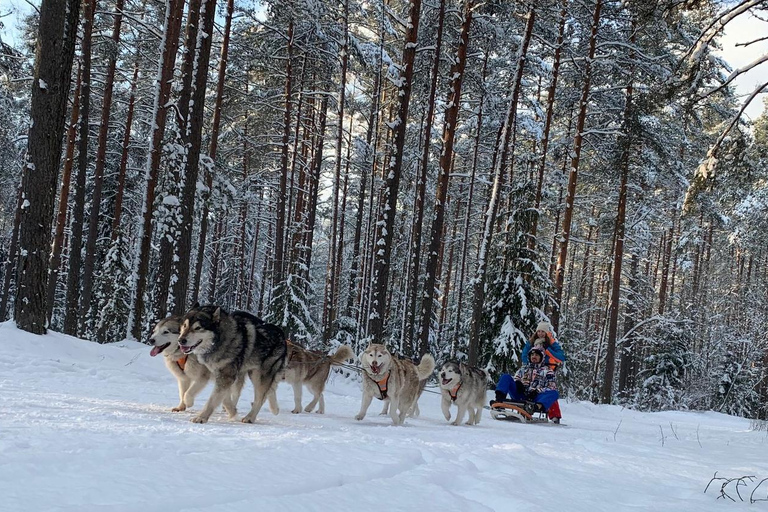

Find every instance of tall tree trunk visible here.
[453,49,488,356]
[323,0,349,340]
[207,217,224,302]
[153,0,201,319]
[14,0,81,334]
[302,95,329,291]
[111,58,140,239]
[530,0,567,244]
[191,0,233,306]
[551,0,603,332]
[1,185,24,321]
[128,0,185,339]
[347,69,382,317]
[601,26,635,403]
[79,0,126,332]
[45,64,82,323]
[406,0,446,346]
[601,115,632,404]
[418,0,473,357]
[467,5,536,365]
[658,221,674,314]
[169,0,217,314]
[63,0,96,336]
[367,0,425,339]
[618,252,640,396]
[273,17,295,287]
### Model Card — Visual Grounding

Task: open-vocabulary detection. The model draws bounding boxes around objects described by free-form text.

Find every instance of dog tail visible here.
[328,345,354,366]
[416,354,436,381]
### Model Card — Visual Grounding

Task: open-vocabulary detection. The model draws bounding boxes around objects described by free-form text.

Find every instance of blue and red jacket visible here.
[522,332,566,371]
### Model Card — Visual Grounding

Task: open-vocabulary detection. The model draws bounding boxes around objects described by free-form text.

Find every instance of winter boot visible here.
[490,390,507,407]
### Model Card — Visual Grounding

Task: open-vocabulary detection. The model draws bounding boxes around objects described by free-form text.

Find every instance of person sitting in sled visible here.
[522,321,565,422]
[491,347,559,416]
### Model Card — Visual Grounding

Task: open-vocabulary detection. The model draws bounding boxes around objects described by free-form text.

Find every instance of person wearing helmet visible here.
[491,347,559,414]
[522,321,565,422]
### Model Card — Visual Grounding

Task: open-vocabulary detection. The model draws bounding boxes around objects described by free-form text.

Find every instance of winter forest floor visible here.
[1,323,767,512]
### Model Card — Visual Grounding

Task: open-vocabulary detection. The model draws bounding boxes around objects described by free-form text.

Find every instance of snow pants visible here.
[495,373,560,412]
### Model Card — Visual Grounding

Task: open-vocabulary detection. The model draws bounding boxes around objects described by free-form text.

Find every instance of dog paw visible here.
[443,414,451,421]
[291,408,301,414]
[451,420,460,426]
[355,414,365,421]
[241,415,256,424]
[191,415,208,424]
[172,405,187,412]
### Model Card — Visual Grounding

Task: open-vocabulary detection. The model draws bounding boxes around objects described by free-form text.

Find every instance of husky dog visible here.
[178,305,287,424]
[149,316,212,412]
[438,361,489,426]
[283,342,354,414]
[356,344,435,426]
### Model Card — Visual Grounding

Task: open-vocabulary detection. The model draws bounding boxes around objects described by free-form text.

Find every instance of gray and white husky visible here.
[356,344,435,426]
[438,361,489,426]
[178,305,287,424]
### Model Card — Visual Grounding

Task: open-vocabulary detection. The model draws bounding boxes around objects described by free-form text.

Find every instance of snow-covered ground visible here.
[1,322,767,511]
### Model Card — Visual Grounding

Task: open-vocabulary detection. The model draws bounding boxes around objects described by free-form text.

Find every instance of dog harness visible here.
[176,356,187,372]
[370,371,390,400]
[448,382,462,402]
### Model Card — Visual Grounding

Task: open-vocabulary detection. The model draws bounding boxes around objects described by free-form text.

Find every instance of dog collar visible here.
[176,355,187,372]
[449,382,462,402]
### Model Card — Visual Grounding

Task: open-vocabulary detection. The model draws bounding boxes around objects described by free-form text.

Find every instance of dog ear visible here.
[213,307,221,322]
[191,301,200,310]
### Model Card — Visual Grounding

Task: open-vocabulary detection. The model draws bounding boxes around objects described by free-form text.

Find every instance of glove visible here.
[525,389,539,401]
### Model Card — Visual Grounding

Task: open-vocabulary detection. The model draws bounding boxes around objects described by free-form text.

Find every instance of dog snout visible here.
[178,337,187,346]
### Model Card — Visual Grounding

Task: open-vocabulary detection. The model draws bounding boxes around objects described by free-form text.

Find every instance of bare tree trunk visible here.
[406,0,446,346]
[618,252,639,396]
[191,0,233,306]
[551,0,603,332]
[207,217,224,302]
[302,95,329,290]
[601,74,633,404]
[323,0,350,340]
[168,0,217,314]
[79,0,126,331]
[347,74,380,317]
[418,0,473,357]
[658,221,674,314]
[111,58,140,239]
[531,0,567,244]
[45,64,82,323]
[273,17,295,287]
[367,0,425,339]
[128,0,185,339]
[63,0,96,336]
[453,49,488,355]
[467,5,536,365]
[1,185,24,321]
[14,0,81,334]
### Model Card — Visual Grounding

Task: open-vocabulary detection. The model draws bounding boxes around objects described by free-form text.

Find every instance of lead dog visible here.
[149,316,212,412]
[356,344,435,426]
[178,305,287,424]
[438,361,489,425]
[283,342,354,414]
[149,316,256,414]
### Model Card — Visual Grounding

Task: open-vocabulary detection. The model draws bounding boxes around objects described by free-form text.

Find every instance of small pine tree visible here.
[636,324,693,411]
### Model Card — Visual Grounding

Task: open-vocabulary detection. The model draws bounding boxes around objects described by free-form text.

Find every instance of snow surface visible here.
[1,322,767,511]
